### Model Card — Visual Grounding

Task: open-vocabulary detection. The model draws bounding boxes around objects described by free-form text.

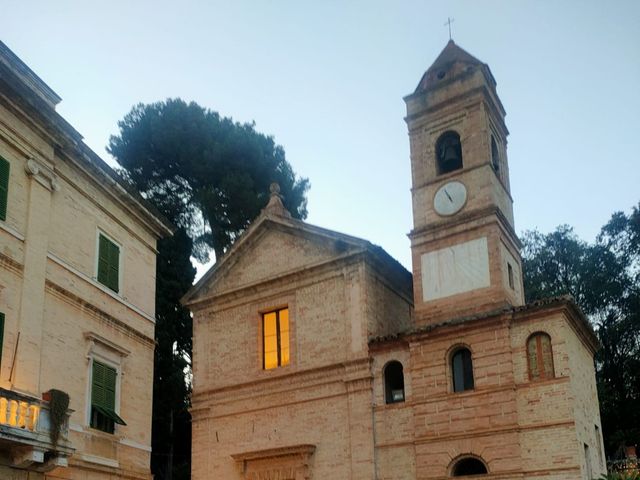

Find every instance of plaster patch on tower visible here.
[421,237,490,301]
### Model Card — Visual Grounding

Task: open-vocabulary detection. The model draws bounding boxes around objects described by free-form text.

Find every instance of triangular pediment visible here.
[182,216,370,305]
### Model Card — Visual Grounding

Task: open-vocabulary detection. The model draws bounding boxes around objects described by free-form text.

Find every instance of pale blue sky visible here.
[4,1,639,273]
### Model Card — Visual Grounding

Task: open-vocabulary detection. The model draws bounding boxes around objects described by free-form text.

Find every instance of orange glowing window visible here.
[262,308,289,370]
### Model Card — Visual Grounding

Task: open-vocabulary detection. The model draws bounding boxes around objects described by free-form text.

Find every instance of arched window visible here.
[384,361,405,404]
[527,333,554,380]
[436,131,463,175]
[451,457,488,476]
[491,135,500,172]
[451,348,474,392]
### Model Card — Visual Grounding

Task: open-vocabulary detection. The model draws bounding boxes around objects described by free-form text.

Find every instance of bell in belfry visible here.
[436,131,463,174]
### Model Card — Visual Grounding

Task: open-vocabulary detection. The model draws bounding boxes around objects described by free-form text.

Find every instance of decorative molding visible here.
[84,331,131,358]
[232,444,315,480]
[0,250,23,275]
[44,279,154,348]
[47,251,156,324]
[119,437,152,452]
[0,220,25,242]
[77,453,119,469]
[24,157,60,191]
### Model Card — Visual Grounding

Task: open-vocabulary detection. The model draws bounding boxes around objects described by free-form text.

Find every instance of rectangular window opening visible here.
[0,312,4,368]
[262,308,289,370]
[584,443,592,480]
[97,233,120,293]
[0,156,10,222]
[507,262,515,289]
[595,425,604,467]
[90,360,126,433]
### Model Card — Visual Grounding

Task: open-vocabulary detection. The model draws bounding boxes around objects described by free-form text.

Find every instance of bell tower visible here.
[405,40,524,325]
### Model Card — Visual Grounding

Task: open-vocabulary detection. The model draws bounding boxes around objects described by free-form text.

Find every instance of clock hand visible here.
[444,189,453,202]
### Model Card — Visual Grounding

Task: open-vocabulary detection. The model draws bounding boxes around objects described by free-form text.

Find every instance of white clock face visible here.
[434,181,467,216]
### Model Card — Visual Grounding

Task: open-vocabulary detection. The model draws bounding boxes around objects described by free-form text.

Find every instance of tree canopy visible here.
[108,98,309,480]
[521,203,640,457]
[108,98,309,261]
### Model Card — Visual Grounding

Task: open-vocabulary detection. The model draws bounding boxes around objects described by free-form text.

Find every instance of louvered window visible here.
[97,233,120,292]
[0,157,9,221]
[527,333,554,380]
[91,360,126,433]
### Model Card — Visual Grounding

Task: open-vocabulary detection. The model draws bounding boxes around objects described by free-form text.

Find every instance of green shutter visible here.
[0,157,9,221]
[92,361,107,408]
[104,365,116,410]
[97,234,120,292]
[0,312,4,368]
[91,361,126,426]
[108,240,120,292]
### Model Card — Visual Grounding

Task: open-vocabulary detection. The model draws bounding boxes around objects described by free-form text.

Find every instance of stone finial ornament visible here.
[263,182,292,218]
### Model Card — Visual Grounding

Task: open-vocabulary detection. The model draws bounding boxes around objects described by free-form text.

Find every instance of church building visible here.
[183,41,606,479]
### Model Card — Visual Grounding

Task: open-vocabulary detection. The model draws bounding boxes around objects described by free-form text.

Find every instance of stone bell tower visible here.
[405,40,524,325]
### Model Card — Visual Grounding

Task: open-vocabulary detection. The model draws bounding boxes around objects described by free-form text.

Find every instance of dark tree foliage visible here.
[108,99,309,480]
[108,98,309,261]
[521,204,640,457]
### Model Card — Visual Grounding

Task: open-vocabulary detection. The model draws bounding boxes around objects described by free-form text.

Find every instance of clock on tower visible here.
[405,40,524,325]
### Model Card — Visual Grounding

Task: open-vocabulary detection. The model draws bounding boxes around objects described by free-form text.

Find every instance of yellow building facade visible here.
[0,42,172,479]
[185,42,606,479]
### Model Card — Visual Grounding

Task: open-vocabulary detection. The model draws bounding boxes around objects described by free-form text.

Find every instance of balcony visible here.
[0,388,74,472]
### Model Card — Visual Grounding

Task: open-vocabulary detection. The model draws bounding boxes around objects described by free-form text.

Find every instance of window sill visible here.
[86,426,118,439]
[47,251,155,324]
[0,219,25,241]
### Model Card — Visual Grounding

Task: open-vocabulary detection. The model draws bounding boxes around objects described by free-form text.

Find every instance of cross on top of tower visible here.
[444,17,455,40]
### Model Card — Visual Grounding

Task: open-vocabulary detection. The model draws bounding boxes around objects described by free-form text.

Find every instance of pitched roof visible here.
[413,40,489,94]
[0,41,174,238]
[426,39,483,74]
[181,195,412,306]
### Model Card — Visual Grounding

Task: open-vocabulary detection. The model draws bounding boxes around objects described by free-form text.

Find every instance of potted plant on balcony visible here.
[42,389,69,448]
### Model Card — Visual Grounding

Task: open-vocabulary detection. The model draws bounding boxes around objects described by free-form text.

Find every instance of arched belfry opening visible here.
[436,131,463,175]
[383,361,405,404]
[451,457,488,476]
[491,135,500,172]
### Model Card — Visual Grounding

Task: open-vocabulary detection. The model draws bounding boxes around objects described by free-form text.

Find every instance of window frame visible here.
[84,333,129,435]
[526,332,555,381]
[87,356,126,434]
[95,230,122,294]
[450,346,474,393]
[0,155,10,222]
[262,307,290,370]
[383,360,405,405]
[0,311,4,369]
[435,130,463,175]
[449,455,489,476]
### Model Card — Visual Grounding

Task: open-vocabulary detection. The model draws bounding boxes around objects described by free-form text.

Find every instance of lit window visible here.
[0,156,9,221]
[384,361,405,404]
[527,333,554,380]
[97,233,120,293]
[90,360,126,433]
[262,308,289,370]
[451,348,474,392]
